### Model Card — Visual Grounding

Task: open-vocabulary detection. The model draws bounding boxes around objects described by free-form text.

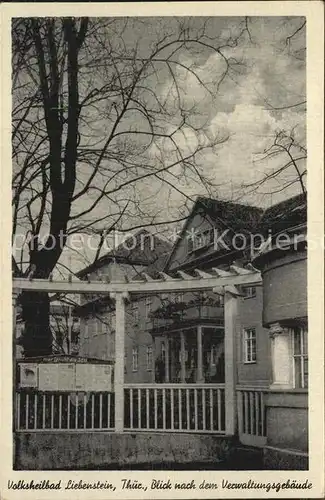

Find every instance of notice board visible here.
[31,362,112,392]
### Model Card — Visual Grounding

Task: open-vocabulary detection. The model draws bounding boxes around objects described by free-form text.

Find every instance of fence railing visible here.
[124,384,225,433]
[16,383,227,435]
[236,386,267,447]
[16,390,115,431]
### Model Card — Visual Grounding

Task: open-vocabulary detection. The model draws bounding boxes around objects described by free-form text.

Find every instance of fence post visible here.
[165,337,170,382]
[196,325,204,383]
[224,287,238,436]
[180,331,186,383]
[110,291,129,432]
[237,390,243,437]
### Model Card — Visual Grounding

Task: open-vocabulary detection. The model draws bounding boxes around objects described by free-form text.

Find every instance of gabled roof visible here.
[259,192,307,235]
[252,192,307,268]
[164,196,263,271]
[195,197,263,233]
[76,229,172,278]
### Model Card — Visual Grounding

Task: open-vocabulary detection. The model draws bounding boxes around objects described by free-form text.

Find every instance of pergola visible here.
[13,263,262,435]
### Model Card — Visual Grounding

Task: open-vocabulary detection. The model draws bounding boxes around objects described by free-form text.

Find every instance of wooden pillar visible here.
[165,336,170,382]
[106,321,111,361]
[169,338,174,382]
[151,339,156,383]
[67,306,72,355]
[224,286,238,436]
[180,331,186,383]
[196,325,204,383]
[110,291,129,432]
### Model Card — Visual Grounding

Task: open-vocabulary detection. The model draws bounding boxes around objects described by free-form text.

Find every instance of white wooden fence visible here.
[237,386,267,447]
[124,384,225,433]
[16,385,268,445]
[16,390,114,431]
[15,384,225,434]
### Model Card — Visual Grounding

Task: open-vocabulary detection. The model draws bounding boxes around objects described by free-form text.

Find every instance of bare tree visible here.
[12,16,252,356]
[239,17,306,200]
[50,304,80,355]
[243,129,306,197]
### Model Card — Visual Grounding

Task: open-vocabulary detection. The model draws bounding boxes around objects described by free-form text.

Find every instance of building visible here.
[78,198,271,391]
[12,194,309,470]
[76,230,172,382]
[49,300,80,355]
[16,298,80,358]
[150,197,270,389]
[252,192,308,468]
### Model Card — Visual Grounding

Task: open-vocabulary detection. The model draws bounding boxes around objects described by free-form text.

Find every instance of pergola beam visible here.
[13,272,261,295]
[212,268,232,277]
[230,265,252,275]
[177,270,196,280]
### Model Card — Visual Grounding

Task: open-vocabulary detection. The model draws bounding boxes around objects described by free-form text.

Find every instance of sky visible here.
[12,16,307,275]
[80,16,306,223]
[137,16,306,207]
[70,16,305,273]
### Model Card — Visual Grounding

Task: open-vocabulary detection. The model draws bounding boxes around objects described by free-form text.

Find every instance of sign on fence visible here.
[19,364,38,388]
[75,364,112,391]
[18,357,113,392]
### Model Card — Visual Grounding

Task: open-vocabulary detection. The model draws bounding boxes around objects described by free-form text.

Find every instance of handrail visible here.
[124,383,225,389]
[236,385,269,391]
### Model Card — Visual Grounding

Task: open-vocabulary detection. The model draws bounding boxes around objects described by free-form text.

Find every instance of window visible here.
[132,302,139,324]
[92,319,98,337]
[170,292,183,303]
[179,349,188,363]
[146,346,153,371]
[160,293,169,306]
[243,328,257,363]
[187,228,214,253]
[132,347,139,372]
[84,319,89,339]
[199,291,208,303]
[97,269,107,280]
[102,319,109,335]
[145,297,152,319]
[107,311,116,329]
[210,346,218,366]
[161,341,166,363]
[218,294,224,307]
[97,319,103,335]
[204,229,214,248]
[292,326,308,388]
[124,353,127,375]
[242,286,256,299]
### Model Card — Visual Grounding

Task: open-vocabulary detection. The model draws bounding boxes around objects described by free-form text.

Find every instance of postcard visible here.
[1,1,324,498]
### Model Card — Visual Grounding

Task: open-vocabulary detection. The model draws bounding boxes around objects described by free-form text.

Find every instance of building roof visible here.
[76,229,172,278]
[252,192,307,268]
[164,196,263,272]
[259,192,307,235]
[76,194,306,278]
[195,197,263,234]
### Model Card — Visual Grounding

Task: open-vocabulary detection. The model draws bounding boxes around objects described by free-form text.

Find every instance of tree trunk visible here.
[19,291,52,358]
